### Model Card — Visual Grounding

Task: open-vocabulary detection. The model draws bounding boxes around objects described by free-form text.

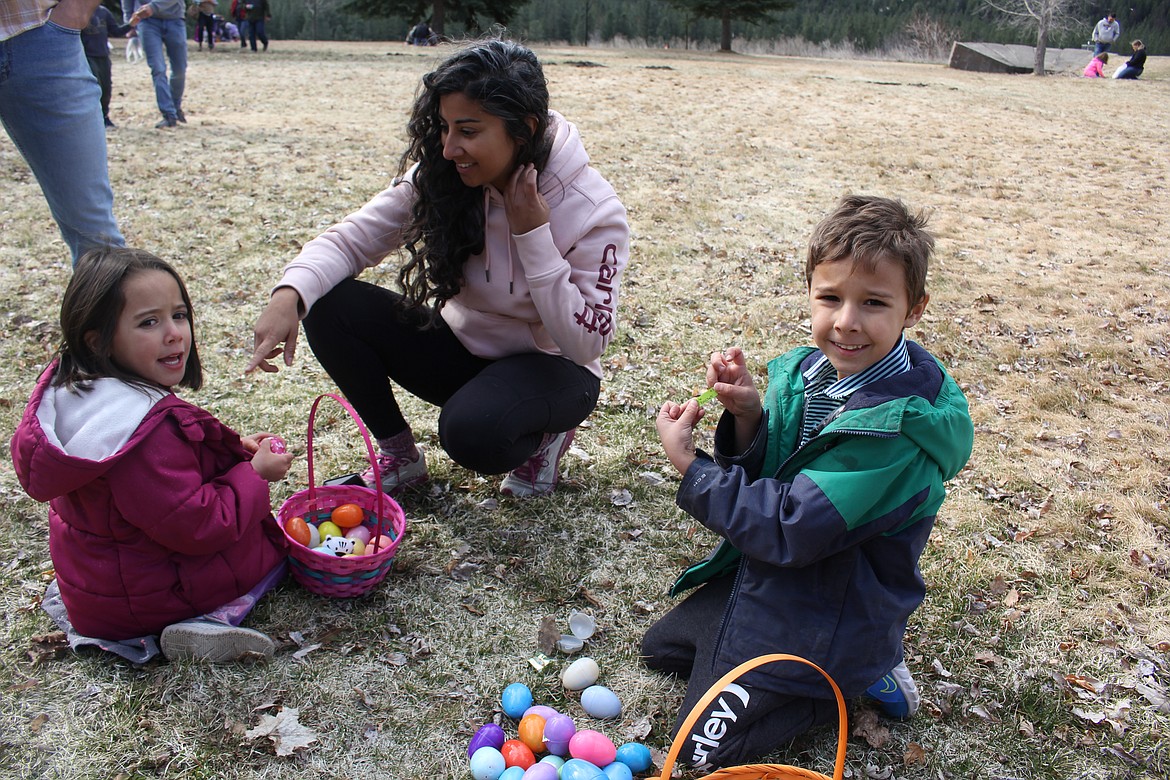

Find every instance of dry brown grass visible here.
[1,40,1168,779]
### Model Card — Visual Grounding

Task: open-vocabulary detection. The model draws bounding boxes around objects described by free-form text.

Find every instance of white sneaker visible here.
[500,429,575,498]
[160,620,275,663]
[362,446,428,494]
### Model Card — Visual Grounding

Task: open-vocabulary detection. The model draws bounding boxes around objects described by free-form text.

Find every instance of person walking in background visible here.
[1113,39,1146,80]
[123,0,188,128]
[229,0,247,47]
[1083,51,1108,78]
[244,0,268,52]
[1092,12,1120,55]
[191,0,216,51]
[81,3,130,128]
[0,0,126,264]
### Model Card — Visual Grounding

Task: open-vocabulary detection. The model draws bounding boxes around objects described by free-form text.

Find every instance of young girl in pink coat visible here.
[11,248,292,663]
[1083,52,1108,77]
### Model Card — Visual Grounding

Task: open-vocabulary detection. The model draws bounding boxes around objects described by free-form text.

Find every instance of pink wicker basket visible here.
[276,393,406,598]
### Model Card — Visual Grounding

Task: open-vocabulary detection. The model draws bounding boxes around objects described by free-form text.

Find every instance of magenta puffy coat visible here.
[10,364,288,640]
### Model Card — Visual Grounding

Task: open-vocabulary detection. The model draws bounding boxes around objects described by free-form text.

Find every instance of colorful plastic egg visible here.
[468,723,507,758]
[523,705,559,720]
[307,523,321,548]
[517,714,546,754]
[602,761,633,780]
[500,739,536,770]
[614,743,652,773]
[560,758,607,780]
[542,712,575,748]
[500,682,534,719]
[317,520,342,539]
[498,769,525,780]
[521,763,558,780]
[344,525,372,545]
[579,685,622,719]
[538,755,565,770]
[561,657,599,691]
[268,436,286,454]
[366,533,395,553]
[283,516,311,547]
[569,730,616,768]
[331,502,364,528]
[469,746,506,780]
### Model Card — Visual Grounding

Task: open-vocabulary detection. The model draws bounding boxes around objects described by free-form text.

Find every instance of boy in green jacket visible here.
[648,195,974,770]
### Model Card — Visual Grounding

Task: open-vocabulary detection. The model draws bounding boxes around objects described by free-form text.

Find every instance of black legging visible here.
[197,12,215,48]
[302,278,600,475]
[642,575,839,770]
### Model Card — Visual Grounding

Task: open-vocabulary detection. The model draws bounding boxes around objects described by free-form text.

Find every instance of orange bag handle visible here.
[655,653,847,780]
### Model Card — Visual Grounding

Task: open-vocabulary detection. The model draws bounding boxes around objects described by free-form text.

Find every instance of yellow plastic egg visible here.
[317,520,342,539]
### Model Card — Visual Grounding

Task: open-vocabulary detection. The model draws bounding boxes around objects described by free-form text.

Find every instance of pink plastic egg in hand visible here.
[569,730,616,768]
[269,436,286,454]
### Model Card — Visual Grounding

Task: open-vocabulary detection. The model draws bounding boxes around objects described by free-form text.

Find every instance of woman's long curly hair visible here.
[397,39,551,318]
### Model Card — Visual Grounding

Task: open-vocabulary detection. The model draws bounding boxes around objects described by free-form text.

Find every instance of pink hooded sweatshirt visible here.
[10,364,288,640]
[275,111,629,378]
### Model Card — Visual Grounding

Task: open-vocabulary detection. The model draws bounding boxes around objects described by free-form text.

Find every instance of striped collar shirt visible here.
[799,334,912,446]
[1,0,55,42]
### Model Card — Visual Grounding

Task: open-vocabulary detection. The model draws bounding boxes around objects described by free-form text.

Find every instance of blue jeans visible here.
[0,21,124,263]
[137,16,186,118]
[1094,41,1112,55]
[248,18,267,51]
[1114,65,1142,80]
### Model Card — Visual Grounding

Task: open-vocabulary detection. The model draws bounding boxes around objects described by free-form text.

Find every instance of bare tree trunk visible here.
[433,0,445,36]
[1033,21,1048,75]
[720,9,731,51]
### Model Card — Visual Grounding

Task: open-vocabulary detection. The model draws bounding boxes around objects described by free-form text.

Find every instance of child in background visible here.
[81,3,130,128]
[645,196,974,771]
[11,248,292,664]
[1084,52,1108,78]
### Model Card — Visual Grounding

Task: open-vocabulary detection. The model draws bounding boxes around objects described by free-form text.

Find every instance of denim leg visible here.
[0,22,124,263]
[137,17,174,117]
[161,19,187,113]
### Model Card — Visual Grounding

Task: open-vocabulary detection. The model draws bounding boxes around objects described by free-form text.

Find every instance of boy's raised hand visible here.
[705,348,762,420]
[657,399,703,475]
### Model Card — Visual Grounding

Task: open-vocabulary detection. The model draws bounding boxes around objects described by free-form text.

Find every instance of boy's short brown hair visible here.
[805,195,934,305]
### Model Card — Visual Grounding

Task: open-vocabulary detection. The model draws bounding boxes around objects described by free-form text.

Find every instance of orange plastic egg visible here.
[284,516,312,547]
[330,503,364,529]
[517,714,546,754]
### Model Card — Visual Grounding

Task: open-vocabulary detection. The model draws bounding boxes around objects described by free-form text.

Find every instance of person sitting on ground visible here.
[248,39,630,499]
[643,195,974,771]
[1083,52,1108,78]
[1113,39,1146,80]
[11,248,293,664]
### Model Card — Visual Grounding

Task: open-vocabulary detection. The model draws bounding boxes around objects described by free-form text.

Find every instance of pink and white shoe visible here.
[500,429,576,498]
[361,446,428,494]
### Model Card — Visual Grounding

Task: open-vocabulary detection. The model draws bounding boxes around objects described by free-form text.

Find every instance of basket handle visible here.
[303,393,385,541]
[655,653,848,780]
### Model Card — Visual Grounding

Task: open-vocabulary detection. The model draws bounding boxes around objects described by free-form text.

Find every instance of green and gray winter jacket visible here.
[669,341,973,698]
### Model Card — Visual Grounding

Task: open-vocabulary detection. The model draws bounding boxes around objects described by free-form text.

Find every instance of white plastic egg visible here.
[561,656,600,691]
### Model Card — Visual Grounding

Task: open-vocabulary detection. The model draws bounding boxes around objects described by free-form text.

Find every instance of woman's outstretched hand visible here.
[248,287,302,373]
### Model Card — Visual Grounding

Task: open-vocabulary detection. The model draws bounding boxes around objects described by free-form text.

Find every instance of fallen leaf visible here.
[29,713,48,733]
[244,707,319,757]
[851,707,890,747]
[903,742,927,765]
[537,615,558,655]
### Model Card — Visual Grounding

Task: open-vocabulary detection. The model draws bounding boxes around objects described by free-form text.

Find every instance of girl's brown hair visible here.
[55,247,203,391]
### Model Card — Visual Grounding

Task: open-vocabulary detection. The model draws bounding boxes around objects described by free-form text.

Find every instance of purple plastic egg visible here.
[542,712,576,743]
[521,763,559,780]
[523,704,559,721]
[468,723,507,758]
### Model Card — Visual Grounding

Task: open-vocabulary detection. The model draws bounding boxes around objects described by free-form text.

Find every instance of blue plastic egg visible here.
[602,762,634,780]
[560,758,607,780]
[498,768,525,780]
[500,682,534,720]
[614,742,652,773]
[579,685,622,719]
[468,723,507,758]
[538,755,565,769]
[470,746,506,780]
